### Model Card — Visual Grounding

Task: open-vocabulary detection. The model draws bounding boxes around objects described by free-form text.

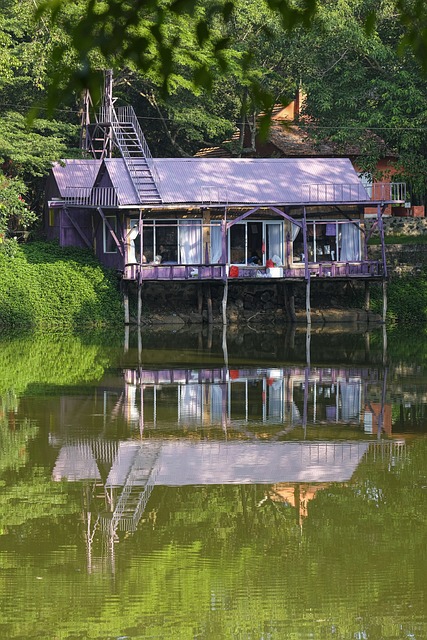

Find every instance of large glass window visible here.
[128,219,202,264]
[229,220,283,265]
[292,220,360,263]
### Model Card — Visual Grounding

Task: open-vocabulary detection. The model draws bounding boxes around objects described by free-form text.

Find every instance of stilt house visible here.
[45,80,406,323]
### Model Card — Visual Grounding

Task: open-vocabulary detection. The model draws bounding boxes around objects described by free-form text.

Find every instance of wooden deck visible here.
[123,260,384,282]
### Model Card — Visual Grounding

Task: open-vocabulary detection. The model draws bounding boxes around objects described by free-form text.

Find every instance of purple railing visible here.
[123,260,383,281]
[123,263,227,281]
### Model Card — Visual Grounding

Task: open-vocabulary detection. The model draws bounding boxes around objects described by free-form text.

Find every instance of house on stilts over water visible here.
[44,72,406,324]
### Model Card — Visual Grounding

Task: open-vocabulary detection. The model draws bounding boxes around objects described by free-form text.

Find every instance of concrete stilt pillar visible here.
[382,280,387,324]
[306,279,311,325]
[123,281,130,325]
[137,282,143,327]
[206,283,213,324]
[222,280,228,325]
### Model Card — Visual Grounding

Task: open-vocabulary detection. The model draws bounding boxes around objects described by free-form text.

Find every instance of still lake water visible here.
[0,325,426,640]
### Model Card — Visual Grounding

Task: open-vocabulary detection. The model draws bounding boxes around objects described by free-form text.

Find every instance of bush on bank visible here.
[0,240,123,327]
[369,271,427,324]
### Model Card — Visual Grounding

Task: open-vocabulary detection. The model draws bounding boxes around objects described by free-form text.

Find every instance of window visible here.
[103,215,118,254]
[128,219,202,264]
[229,220,283,265]
[48,208,56,227]
[292,220,360,263]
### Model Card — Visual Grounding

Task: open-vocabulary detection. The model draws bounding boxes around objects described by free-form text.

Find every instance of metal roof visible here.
[52,157,370,206]
[103,158,138,206]
[152,157,369,205]
[52,159,102,197]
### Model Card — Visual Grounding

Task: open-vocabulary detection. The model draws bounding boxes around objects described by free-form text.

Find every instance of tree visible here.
[294,0,427,203]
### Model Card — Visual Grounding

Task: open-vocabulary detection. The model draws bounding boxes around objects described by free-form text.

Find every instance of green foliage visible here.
[0,174,37,234]
[0,241,123,328]
[0,331,113,395]
[0,112,79,181]
[35,0,317,114]
[370,271,427,323]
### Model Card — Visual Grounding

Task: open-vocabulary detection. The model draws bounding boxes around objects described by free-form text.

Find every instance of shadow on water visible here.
[121,322,390,369]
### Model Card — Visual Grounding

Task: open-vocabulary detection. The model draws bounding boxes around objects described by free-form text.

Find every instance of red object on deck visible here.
[229,266,239,277]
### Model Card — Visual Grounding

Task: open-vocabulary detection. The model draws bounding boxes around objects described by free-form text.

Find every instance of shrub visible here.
[0,241,123,327]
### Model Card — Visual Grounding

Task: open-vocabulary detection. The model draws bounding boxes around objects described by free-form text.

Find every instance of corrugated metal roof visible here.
[152,157,367,204]
[52,157,369,206]
[103,159,138,206]
[52,159,102,196]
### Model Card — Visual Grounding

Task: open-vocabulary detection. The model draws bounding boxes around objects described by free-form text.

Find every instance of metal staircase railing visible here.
[108,443,161,534]
[99,104,162,204]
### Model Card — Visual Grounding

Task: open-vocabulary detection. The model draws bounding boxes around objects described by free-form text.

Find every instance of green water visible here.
[0,325,426,639]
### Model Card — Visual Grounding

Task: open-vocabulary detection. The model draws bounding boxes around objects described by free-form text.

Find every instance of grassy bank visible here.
[1,236,427,328]
[0,240,123,328]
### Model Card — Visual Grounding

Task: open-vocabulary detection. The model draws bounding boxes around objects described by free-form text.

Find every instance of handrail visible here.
[63,186,118,207]
[116,106,160,183]
[100,104,160,184]
[301,182,406,203]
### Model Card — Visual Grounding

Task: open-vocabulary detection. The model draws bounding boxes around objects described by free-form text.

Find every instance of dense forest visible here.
[1,0,427,238]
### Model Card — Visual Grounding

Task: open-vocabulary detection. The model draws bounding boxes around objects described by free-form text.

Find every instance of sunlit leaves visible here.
[34,0,318,115]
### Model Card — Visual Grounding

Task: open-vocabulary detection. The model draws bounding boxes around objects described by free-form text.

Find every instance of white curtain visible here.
[340,382,361,421]
[267,223,282,264]
[179,385,203,424]
[290,223,300,242]
[340,223,360,261]
[127,224,139,263]
[210,385,223,423]
[268,381,283,420]
[180,221,202,264]
[210,222,222,263]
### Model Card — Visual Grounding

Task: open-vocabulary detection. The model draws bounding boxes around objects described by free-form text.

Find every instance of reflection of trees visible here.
[0,441,425,638]
[0,331,110,396]
[0,415,38,474]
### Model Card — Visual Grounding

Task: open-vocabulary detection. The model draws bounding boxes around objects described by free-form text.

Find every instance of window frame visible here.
[103,215,118,254]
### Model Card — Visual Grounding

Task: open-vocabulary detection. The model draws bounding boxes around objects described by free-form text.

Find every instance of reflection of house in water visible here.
[52,435,406,573]
[122,365,390,435]
[51,363,397,572]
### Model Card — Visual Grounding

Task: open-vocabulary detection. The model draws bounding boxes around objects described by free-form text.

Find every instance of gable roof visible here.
[52,156,369,207]
[52,158,102,197]
[153,157,367,205]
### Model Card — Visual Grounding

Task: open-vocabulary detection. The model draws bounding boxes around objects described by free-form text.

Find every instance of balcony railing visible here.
[301,182,406,204]
[123,260,383,282]
[63,187,118,207]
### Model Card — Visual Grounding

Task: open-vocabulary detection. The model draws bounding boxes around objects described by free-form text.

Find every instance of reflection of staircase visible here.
[108,442,161,534]
[110,106,162,205]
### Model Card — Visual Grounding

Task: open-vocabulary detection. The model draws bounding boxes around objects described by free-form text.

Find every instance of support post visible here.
[123,281,130,325]
[377,203,388,278]
[206,283,213,324]
[137,282,143,326]
[197,284,203,314]
[303,206,311,325]
[306,278,311,326]
[222,280,228,325]
[138,328,142,363]
[306,325,311,367]
[382,280,387,324]
[364,281,370,313]
[287,283,297,323]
